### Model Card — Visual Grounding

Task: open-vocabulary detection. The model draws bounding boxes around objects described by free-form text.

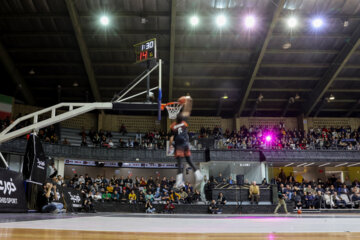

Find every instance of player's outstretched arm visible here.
[179,96,192,117]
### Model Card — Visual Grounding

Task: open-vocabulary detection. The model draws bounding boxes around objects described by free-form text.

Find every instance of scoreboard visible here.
[134,38,157,63]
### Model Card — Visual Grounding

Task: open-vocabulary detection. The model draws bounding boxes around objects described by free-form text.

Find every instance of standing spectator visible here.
[249,181,260,205]
[274,190,289,214]
[217,192,227,205]
[278,169,287,183]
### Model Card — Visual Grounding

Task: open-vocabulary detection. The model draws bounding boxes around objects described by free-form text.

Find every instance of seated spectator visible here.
[313,191,323,209]
[185,189,194,204]
[178,188,188,203]
[62,138,70,145]
[208,200,220,214]
[332,192,346,208]
[138,190,146,203]
[292,191,303,210]
[217,192,227,205]
[249,181,260,205]
[38,183,65,213]
[145,201,156,213]
[192,190,201,203]
[164,200,175,214]
[112,190,120,201]
[102,190,112,202]
[169,190,180,204]
[305,192,315,209]
[93,191,102,201]
[119,123,127,135]
[106,183,114,193]
[145,191,154,203]
[128,190,137,204]
[161,191,170,202]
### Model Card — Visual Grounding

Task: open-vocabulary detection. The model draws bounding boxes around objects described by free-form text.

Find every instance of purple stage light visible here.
[244,15,255,28]
[265,135,272,142]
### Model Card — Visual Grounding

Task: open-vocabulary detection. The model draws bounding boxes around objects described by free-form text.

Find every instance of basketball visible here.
[297,209,302,214]
[178,96,188,104]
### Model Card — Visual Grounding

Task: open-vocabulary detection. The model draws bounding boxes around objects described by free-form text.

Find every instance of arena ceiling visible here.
[0,0,360,118]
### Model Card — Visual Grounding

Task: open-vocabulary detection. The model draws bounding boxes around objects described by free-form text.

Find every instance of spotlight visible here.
[282,42,291,49]
[190,16,199,26]
[100,15,109,26]
[344,20,349,27]
[287,17,297,28]
[222,93,228,99]
[329,94,335,101]
[312,18,323,28]
[244,15,255,28]
[265,135,272,142]
[216,15,226,27]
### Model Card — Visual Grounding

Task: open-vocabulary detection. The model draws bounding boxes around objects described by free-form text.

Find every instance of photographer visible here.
[38,182,65,213]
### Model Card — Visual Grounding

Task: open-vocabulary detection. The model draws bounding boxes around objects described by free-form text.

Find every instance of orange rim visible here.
[161,102,180,111]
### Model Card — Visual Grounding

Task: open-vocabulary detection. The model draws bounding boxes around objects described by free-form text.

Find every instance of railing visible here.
[0,138,359,162]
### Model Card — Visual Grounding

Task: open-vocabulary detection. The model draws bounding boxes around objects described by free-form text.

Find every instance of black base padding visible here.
[93,202,294,214]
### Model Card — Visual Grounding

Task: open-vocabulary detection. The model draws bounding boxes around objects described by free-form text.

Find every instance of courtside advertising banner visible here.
[23,134,47,185]
[63,187,83,211]
[0,168,27,212]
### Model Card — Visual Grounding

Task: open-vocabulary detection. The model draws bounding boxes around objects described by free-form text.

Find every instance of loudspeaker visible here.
[271,184,278,204]
[118,162,123,167]
[205,148,210,162]
[95,161,104,167]
[236,174,244,185]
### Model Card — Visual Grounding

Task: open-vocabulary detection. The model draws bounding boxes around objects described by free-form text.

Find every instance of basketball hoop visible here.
[161,102,183,119]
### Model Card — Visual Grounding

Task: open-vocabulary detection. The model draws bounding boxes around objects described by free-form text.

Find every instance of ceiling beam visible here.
[65,0,101,102]
[345,99,360,117]
[168,0,177,102]
[255,76,320,81]
[303,21,360,117]
[0,41,35,105]
[1,12,359,20]
[235,0,285,117]
[3,31,352,40]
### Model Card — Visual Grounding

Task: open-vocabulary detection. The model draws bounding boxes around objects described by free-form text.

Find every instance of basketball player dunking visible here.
[169,96,203,190]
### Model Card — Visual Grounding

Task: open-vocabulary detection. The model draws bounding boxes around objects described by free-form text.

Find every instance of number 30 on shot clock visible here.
[134,38,157,63]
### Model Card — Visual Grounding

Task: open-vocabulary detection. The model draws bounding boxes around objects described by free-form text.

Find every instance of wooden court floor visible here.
[0,229,359,240]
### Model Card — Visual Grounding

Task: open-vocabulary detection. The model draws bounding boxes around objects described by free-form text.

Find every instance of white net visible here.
[165,102,183,119]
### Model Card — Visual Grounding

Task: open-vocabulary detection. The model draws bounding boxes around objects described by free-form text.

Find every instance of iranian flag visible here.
[0,94,13,120]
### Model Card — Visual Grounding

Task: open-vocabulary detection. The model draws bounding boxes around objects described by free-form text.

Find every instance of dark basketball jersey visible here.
[170,117,189,146]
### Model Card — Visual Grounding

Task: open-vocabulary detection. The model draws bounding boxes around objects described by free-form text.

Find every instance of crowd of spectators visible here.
[203,125,360,151]
[275,169,360,209]
[60,173,203,213]
[78,125,168,150]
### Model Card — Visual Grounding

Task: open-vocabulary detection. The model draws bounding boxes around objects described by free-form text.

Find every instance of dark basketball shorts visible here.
[175,144,191,157]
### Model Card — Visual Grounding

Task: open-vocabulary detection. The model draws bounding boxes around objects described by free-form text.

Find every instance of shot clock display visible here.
[134,38,157,63]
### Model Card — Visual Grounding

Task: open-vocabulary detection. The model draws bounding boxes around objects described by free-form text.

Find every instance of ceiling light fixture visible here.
[100,15,110,26]
[222,93,228,99]
[334,162,348,167]
[190,16,199,26]
[73,81,79,87]
[284,163,294,167]
[287,17,298,28]
[329,94,335,101]
[318,162,331,167]
[216,15,227,27]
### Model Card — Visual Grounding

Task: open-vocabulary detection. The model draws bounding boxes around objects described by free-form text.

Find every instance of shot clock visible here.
[134,38,157,63]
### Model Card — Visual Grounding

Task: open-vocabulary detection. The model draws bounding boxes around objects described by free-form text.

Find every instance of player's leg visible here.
[184,148,203,190]
[175,156,185,188]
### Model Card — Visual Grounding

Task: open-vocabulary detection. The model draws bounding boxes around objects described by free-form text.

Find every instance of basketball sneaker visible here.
[175,173,185,189]
[194,170,203,190]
